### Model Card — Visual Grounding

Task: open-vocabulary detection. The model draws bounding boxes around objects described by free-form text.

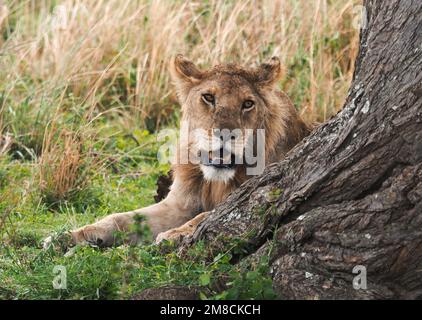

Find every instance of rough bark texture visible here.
[184,0,422,299]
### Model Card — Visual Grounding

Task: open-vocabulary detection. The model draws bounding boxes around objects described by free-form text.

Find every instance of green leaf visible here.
[199,292,208,300]
[246,271,258,280]
[199,273,211,286]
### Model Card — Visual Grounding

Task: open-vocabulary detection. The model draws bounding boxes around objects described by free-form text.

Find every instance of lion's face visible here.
[171,55,282,183]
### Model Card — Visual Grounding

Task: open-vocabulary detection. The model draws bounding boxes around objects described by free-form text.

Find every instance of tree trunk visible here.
[184,0,422,299]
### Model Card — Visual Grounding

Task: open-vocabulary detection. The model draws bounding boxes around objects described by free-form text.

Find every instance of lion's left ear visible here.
[254,57,282,86]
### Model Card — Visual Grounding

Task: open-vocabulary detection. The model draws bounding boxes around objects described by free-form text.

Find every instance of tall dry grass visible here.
[0,0,360,203]
[1,0,360,124]
[38,127,88,205]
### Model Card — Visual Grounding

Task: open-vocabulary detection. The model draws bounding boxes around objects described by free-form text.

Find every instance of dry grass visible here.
[38,128,86,204]
[1,0,360,123]
[0,0,360,202]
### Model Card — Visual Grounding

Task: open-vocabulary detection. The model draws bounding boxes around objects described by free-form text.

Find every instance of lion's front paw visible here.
[42,231,74,252]
[69,225,114,247]
[42,226,107,252]
[155,227,194,244]
[155,212,209,245]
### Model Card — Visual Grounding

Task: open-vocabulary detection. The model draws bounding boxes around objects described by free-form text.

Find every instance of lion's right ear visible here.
[170,55,203,100]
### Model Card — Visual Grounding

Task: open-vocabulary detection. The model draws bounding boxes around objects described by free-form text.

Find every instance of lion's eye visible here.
[202,94,215,105]
[242,100,255,110]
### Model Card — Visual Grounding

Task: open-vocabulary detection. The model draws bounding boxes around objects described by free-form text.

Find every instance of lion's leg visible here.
[69,210,141,247]
[69,203,196,247]
[64,184,201,247]
[155,211,209,244]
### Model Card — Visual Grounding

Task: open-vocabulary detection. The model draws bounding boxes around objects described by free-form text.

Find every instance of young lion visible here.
[66,55,312,247]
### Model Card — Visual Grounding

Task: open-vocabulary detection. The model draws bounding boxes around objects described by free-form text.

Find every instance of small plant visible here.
[38,128,96,208]
[221,256,278,300]
[265,188,283,203]
[130,214,153,244]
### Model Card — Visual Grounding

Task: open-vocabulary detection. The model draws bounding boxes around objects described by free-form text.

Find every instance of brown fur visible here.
[61,56,312,247]
[171,55,311,211]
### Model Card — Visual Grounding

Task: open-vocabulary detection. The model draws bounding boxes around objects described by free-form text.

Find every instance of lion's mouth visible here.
[202,149,237,169]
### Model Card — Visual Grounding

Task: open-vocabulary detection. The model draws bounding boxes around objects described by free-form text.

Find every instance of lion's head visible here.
[171,55,309,184]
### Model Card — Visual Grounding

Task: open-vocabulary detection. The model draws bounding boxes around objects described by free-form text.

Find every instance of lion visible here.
[64,55,312,247]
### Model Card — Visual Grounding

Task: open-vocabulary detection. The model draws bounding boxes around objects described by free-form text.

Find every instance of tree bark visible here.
[184,0,422,299]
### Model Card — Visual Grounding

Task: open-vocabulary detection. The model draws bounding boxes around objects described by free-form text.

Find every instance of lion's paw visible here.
[42,231,74,252]
[155,227,193,244]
